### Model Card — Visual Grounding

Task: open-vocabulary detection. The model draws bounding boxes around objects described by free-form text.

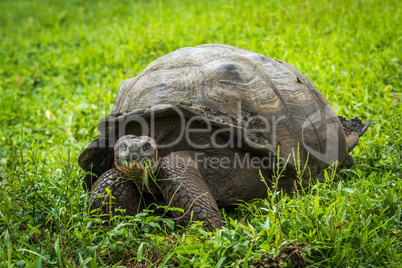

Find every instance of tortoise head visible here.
[114,135,158,179]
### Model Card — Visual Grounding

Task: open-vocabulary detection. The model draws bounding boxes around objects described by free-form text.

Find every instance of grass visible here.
[0,0,401,266]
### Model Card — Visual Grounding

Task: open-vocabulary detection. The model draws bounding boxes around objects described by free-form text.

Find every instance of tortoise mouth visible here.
[115,159,159,179]
[116,165,145,179]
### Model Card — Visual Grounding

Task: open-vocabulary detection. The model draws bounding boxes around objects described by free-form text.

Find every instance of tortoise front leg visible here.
[158,151,223,230]
[89,168,142,219]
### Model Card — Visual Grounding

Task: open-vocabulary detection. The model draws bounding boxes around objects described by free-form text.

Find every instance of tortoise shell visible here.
[79,44,348,189]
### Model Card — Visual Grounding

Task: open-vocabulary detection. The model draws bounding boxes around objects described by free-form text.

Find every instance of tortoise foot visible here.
[159,151,224,230]
[89,168,142,220]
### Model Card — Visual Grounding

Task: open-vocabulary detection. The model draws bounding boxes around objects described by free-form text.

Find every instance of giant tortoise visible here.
[78,44,370,230]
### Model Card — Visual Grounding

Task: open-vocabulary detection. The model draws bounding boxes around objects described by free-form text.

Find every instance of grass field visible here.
[0,0,401,267]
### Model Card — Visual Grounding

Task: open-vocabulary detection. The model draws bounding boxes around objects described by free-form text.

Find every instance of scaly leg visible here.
[158,151,223,230]
[89,168,142,219]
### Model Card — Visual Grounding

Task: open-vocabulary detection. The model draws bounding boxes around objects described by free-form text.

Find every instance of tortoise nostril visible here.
[129,154,139,161]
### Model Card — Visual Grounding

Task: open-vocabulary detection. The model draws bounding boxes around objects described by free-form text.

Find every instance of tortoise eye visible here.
[143,143,150,151]
[121,143,127,151]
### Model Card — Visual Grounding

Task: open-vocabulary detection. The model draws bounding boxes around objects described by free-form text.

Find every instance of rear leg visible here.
[338,116,370,168]
[338,116,371,153]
